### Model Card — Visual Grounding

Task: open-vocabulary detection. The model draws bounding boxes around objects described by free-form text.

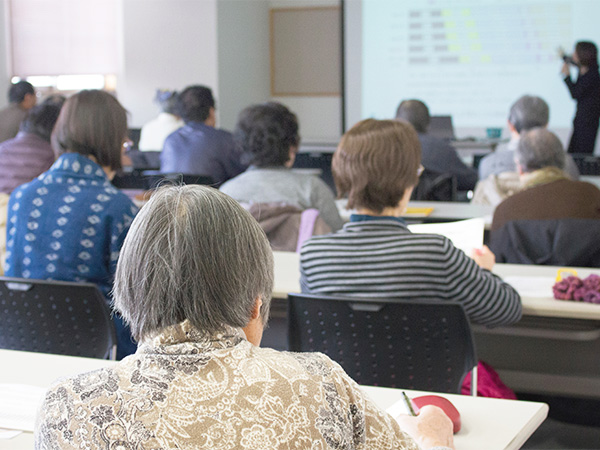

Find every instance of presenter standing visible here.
[561,41,600,154]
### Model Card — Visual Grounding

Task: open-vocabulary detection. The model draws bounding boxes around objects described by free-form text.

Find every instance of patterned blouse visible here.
[34,321,420,450]
[4,153,138,298]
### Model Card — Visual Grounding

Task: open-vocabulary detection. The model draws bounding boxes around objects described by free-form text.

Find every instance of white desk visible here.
[0,349,547,450]
[335,199,494,228]
[272,251,600,398]
[581,175,600,190]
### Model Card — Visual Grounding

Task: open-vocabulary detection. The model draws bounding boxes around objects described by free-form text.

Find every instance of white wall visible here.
[118,0,219,128]
[216,0,270,131]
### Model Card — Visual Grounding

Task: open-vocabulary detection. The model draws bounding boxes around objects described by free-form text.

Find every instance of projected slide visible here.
[347,0,600,131]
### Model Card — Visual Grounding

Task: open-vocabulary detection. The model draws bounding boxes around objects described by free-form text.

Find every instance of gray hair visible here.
[395,99,430,133]
[508,95,549,133]
[113,185,274,341]
[516,127,566,173]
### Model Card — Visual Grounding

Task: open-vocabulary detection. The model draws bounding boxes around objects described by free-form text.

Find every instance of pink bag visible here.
[461,361,517,399]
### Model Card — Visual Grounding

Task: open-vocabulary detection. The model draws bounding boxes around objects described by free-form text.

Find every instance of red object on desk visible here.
[412,395,461,433]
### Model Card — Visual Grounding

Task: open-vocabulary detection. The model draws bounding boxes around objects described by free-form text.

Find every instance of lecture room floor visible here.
[261,315,600,450]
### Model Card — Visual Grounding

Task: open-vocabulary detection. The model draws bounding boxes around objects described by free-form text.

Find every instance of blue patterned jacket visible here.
[5,153,138,299]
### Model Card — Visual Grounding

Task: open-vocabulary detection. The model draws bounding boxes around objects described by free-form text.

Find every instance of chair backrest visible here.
[288,293,477,394]
[570,154,600,175]
[0,277,117,359]
[411,169,458,201]
[128,150,161,170]
[147,172,215,189]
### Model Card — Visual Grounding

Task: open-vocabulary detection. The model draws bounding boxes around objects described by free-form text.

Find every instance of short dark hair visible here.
[20,103,64,142]
[333,119,421,213]
[508,95,549,133]
[516,127,566,173]
[575,41,598,68]
[8,81,35,104]
[234,102,300,167]
[178,85,215,123]
[51,90,128,171]
[395,99,430,133]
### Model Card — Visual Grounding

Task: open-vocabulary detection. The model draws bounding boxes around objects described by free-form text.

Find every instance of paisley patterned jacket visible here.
[34,321,420,450]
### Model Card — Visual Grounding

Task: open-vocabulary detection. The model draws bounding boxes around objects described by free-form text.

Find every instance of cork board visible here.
[270,6,341,96]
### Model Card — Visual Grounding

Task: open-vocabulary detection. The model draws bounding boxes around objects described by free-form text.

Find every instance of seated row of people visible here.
[473,95,580,206]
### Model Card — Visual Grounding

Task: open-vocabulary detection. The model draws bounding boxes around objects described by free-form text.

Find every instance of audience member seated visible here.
[160,85,246,185]
[0,81,36,143]
[138,89,184,151]
[396,99,478,191]
[475,96,580,206]
[220,102,343,231]
[0,98,65,194]
[301,119,522,327]
[4,90,138,359]
[491,128,600,267]
[35,185,455,450]
[0,193,7,275]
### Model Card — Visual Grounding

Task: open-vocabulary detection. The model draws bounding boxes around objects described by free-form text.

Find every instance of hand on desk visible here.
[471,245,495,271]
[395,405,455,450]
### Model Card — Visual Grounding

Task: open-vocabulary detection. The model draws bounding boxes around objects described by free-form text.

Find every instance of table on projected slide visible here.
[335,199,494,226]
[272,251,600,398]
[0,349,547,450]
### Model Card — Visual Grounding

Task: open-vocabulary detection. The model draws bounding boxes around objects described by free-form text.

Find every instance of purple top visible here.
[0,132,55,194]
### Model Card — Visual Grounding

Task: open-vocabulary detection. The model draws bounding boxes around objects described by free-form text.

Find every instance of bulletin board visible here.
[270,6,341,96]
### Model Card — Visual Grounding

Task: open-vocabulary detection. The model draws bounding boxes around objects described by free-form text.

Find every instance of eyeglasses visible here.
[417,165,425,177]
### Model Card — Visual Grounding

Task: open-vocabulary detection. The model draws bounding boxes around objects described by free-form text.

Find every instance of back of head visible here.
[234,102,300,167]
[395,99,430,133]
[508,95,549,133]
[155,89,180,115]
[51,90,127,171]
[8,81,35,104]
[333,119,421,213]
[113,185,274,342]
[516,127,565,173]
[178,85,214,123]
[576,41,598,68]
[20,102,64,142]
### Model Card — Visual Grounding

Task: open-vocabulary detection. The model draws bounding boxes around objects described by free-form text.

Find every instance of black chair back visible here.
[146,172,215,189]
[411,169,458,201]
[288,293,477,394]
[0,277,117,359]
[570,154,600,175]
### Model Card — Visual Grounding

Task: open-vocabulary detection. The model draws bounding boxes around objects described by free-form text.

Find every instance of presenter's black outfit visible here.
[564,65,600,154]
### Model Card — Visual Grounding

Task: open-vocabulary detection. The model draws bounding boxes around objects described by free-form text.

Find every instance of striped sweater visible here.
[300,217,522,327]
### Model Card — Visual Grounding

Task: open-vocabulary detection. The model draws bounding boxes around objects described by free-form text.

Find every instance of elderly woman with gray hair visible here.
[34,185,455,450]
[491,128,600,266]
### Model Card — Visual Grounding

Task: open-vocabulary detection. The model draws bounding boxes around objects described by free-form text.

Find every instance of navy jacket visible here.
[160,122,247,185]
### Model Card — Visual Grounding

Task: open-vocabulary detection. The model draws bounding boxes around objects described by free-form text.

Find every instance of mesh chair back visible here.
[147,172,215,189]
[0,277,117,359]
[411,169,458,201]
[570,154,600,175]
[288,294,477,393]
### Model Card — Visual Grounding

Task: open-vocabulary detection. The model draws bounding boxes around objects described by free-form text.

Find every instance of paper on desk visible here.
[386,398,412,420]
[408,218,485,256]
[0,384,47,432]
[503,276,555,298]
[0,428,22,439]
